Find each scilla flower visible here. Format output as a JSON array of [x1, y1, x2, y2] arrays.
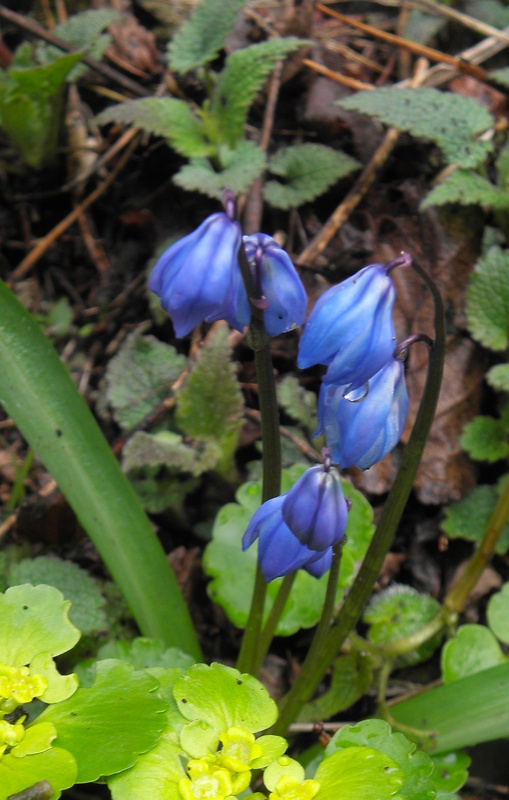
[[298, 254, 411, 388], [316, 358, 408, 470], [282, 459, 348, 551], [242, 495, 332, 582]]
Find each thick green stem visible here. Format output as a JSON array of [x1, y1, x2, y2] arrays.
[[251, 572, 297, 675], [275, 262, 445, 732]]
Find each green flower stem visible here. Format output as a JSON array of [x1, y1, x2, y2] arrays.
[[251, 572, 297, 675], [274, 262, 445, 733]]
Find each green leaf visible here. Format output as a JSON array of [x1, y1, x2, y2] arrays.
[[167, 0, 247, 74], [175, 325, 243, 478], [0, 743, 78, 800], [315, 746, 404, 800], [173, 140, 265, 199], [38, 659, 167, 783], [487, 363, 509, 392], [466, 247, 509, 351], [108, 736, 184, 800], [430, 751, 470, 793], [96, 98, 211, 158], [459, 415, 509, 462], [364, 585, 441, 666], [339, 88, 494, 168], [487, 582, 509, 644], [441, 624, 506, 683], [420, 169, 509, 211], [122, 431, 220, 476], [297, 652, 373, 722], [105, 330, 186, 430], [203, 466, 374, 634], [97, 638, 196, 670], [490, 66, 509, 88], [277, 375, 317, 432], [325, 719, 435, 800], [9, 556, 107, 635], [127, 467, 200, 515], [264, 144, 360, 210], [441, 483, 509, 554], [212, 38, 309, 146]]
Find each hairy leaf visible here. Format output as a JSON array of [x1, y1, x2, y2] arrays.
[[264, 144, 360, 209], [173, 140, 265, 198], [277, 375, 317, 432], [466, 247, 509, 351], [122, 431, 220, 476], [420, 169, 509, 211], [339, 88, 494, 168], [460, 415, 509, 462]]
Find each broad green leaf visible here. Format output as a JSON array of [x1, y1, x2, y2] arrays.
[[326, 719, 435, 800], [364, 585, 441, 666], [297, 652, 373, 722], [95, 638, 196, 670], [441, 483, 509, 554], [315, 747, 404, 800], [466, 247, 509, 351], [459, 415, 509, 461], [173, 662, 278, 733], [212, 38, 308, 146], [0, 584, 80, 666], [430, 751, 470, 793], [0, 744, 77, 800], [490, 66, 509, 88], [127, 467, 199, 514], [122, 431, 220, 476], [167, 0, 247, 74], [39, 659, 167, 783], [420, 169, 509, 211], [96, 98, 211, 158], [175, 325, 243, 478], [173, 140, 265, 199], [108, 736, 184, 800], [264, 144, 360, 210], [441, 625, 506, 683], [487, 582, 509, 644], [30, 652, 78, 704], [277, 375, 317, 432], [487, 363, 509, 392], [339, 88, 494, 168], [105, 330, 186, 430], [9, 556, 107, 635]]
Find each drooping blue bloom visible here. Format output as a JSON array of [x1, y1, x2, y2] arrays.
[[148, 212, 242, 337], [316, 358, 408, 470], [242, 495, 332, 582], [298, 261, 402, 388], [282, 463, 348, 551]]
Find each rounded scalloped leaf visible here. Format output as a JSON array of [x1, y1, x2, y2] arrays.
[[325, 719, 435, 800], [97, 638, 196, 670], [180, 719, 220, 757], [251, 735, 288, 769], [13, 722, 57, 757], [315, 746, 404, 800], [430, 751, 471, 792], [487, 582, 509, 644], [0, 746, 78, 800], [108, 737, 185, 800], [36, 659, 168, 783], [0, 585, 80, 666], [441, 625, 507, 683], [30, 653, 78, 704], [264, 756, 305, 790], [173, 663, 278, 734]]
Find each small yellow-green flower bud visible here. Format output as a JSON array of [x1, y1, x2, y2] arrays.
[[0, 664, 48, 705]]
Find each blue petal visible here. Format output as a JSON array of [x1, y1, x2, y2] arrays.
[[282, 465, 348, 551]]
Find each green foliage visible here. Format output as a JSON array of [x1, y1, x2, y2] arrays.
[[297, 652, 373, 722], [203, 465, 374, 634], [487, 582, 509, 644], [277, 375, 317, 432], [441, 624, 506, 683], [466, 247, 509, 351], [316, 745, 404, 800], [264, 144, 360, 210], [429, 751, 470, 794], [105, 330, 186, 430], [441, 481, 509, 554], [167, 0, 247, 74], [487, 363, 509, 391], [420, 169, 509, 211], [459, 415, 509, 462], [122, 431, 220, 476], [9, 557, 107, 635], [0, 739, 78, 800], [173, 140, 265, 199], [339, 87, 494, 168], [364, 585, 441, 666], [175, 325, 244, 478]]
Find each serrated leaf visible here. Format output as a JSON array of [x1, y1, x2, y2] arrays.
[[460, 415, 509, 462], [441, 624, 506, 683], [96, 98, 211, 158], [9, 556, 107, 635], [339, 88, 494, 168], [466, 247, 509, 350], [420, 169, 509, 211], [175, 325, 243, 478], [325, 719, 435, 800], [487, 363, 509, 392], [364, 585, 441, 667], [441, 483, 509, 554], [167, 0, 246, 74], [487, 582, 509, 644], [264, 144, 360, 210], [212, 38, 308, 146], [38, 659, 167, 783], [430, 751, 470, 793], [277, 374, 317, 431], [105, 330, 186, 430], [297, 652, 373, 722], [122, 431, 220, 476], [315, 746, 404, 800], [173, 140, 265, 199], [128, 468, 199, 514]]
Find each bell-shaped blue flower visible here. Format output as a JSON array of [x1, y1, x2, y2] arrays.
[[229, 234, 307, 336], [148, 212, 242, 337], [316, 358, 408, 470], [298, 259, 408, 388], [242, 496, 332, 582], [282, 463, 348, 551]]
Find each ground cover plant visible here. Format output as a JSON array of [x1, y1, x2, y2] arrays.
[[1, 0, 509, 797]]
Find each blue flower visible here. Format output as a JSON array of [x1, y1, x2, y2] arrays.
[[148, 212, 242, 337], [298, 262, 399, 388], [242, 496, 332, 582], [282, 463, 348, 551], [316, 358, 408, 470]]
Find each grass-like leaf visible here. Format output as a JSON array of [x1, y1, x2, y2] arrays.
[[173, 140, 265, 198], [420, 169, 509, 210], [466, 246, 509, 351]]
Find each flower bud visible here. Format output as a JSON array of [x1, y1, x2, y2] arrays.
[[282, 464, 348, 551], [316, 359, 408, 470]]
